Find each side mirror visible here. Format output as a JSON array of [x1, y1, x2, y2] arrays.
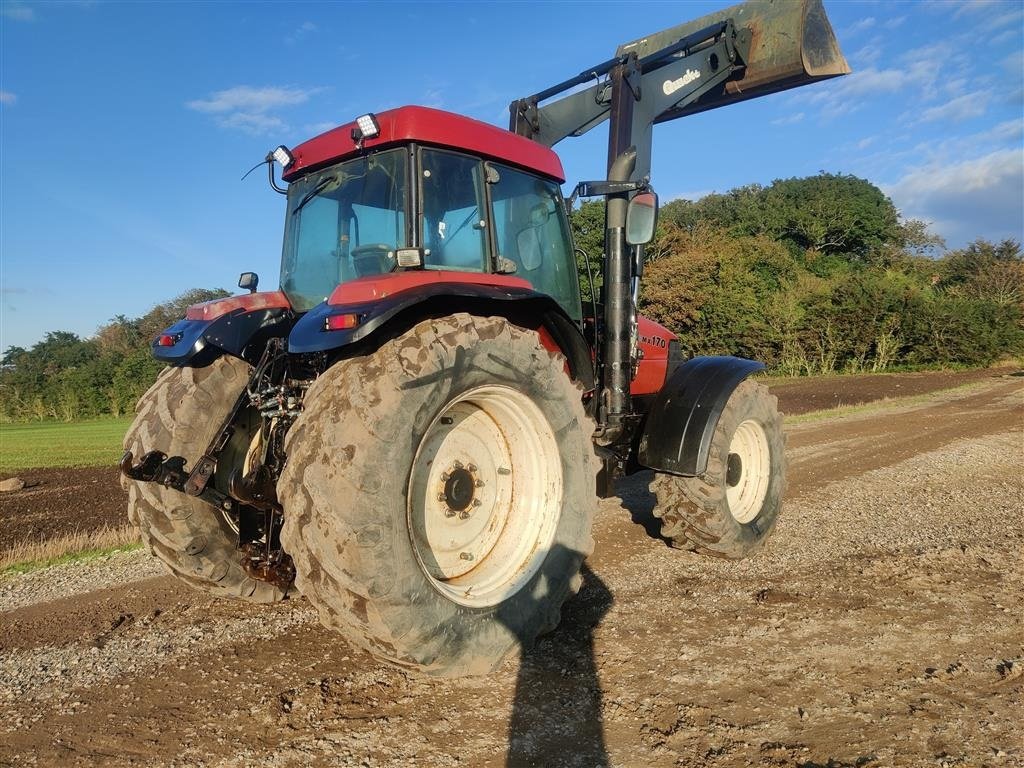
[[238, 272, 259, 293], [626, 192, 659, 245]]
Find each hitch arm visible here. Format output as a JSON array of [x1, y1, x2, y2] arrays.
[[120, 449, 237, 514]]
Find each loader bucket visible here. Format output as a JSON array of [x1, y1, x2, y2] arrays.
[[617, 0, 850, 121]]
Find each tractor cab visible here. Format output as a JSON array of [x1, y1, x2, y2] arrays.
[[278, 107, 582, 323]]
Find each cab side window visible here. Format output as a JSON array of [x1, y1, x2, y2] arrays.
[[420, 149, 488, 271], [489, 163, 581, 321]]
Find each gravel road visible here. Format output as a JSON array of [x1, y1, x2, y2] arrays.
[[1, 377, 1022, 768]]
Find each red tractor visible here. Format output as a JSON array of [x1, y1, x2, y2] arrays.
[[122, 0, 848, 675]]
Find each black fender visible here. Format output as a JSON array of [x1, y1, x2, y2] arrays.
[[152, 308, 292, 365], [287, 282, 595, 389], [637, 355, 765, 476]]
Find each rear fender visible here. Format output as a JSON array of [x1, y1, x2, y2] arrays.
[[287, 278, 594, 389], [637, 355, 765, 476], [152, 291, 292, 364]]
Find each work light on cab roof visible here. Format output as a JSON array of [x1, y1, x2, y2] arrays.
[[271, 145, 293, 169], [351, 113, 380, 146]]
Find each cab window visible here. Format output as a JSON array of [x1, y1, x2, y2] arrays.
[[489, 163, 581, 321], [420, 149, 488, 271], [281, 149, 408, 310]]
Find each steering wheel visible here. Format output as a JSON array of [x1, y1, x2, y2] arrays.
[[349, 243, 395, 276]]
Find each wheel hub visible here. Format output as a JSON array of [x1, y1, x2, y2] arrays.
[[726, 453, 743, 487], [442, 465, 476, 512]]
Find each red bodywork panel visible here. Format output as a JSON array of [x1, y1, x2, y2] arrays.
[[185, 291, 291, 321], [282, 106, 565, 183], [184, 278, 674, 398], [327, 271, 533, 305], [632, 315, 677, 396]]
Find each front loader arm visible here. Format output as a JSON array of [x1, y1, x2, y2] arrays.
[[509, 0, 849, 182], [509, 19, 749, 182]]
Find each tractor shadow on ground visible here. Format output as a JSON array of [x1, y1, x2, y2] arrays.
[[614, 470, 673, 547], [502, 561, 613, 768]]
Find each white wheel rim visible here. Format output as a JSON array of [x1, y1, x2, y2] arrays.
[[725, 419, 771, 524], [408, 385, 562, 608]]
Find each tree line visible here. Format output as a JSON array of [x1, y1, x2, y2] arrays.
[[0, 289, 227, 421], [574, 173, 1023, 376], [1, 173, 1021, 421]]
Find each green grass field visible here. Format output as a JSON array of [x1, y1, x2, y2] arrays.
[[0, 417, 133, 473]]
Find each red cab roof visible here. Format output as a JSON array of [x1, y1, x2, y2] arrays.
[[282, 106, 565, 183]]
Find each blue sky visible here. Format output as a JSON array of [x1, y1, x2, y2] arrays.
[[1, 0, 1022, 352]]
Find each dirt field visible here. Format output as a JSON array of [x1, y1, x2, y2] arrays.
[[1, 373, 1022, 767]]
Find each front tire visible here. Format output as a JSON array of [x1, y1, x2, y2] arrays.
[[278, 314, 597, 676], [651, 380, 785, 559]]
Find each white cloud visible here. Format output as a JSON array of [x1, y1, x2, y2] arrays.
[[952, 0, 1002, 17], [798, 40, 973, 119], [186, 85, 318, 114], [285, 21, 316, 45], [845, 17, 876, 35], [917, 90, 993, 123], [1004, 50, 1024, 76], [989, 6, 1024, 28], [414, 80, 449, 110], [857, 136, 876, 150], [186, 85, 322, 136], [941, 76, 970, 98], [977, 119, 1024, 144], [952, 2, 1024, 29], [883, 15, 907, 30], [990, 28, 1018, 46], [770, 112, 804, 126], [0, 91, 16, 105], [884, 148, 1024, 246], [217, 112, 287, 136], [851, 38, 884, 67], [1, 2, 34, 21], [799, 66, 920, 117]]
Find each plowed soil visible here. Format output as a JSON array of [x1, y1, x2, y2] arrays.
[[1, 371, 1022, 768]]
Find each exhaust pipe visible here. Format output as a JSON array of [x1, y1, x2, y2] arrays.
[[617, 0, 850, 121]]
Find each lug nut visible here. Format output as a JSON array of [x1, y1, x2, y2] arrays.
[[467, 463, 477, 472], [459, 510, 470, 520], [444, 508, 457, 518], [473, 498, 482, 507], [437, 493, 446, 502], [440, 471, 450, 481], [475, 479, 484, 488], [453, 460, 463, 470]]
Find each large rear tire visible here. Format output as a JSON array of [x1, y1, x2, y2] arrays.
[[651, 380, 785, 559], [123, 357, 288, 602], [278, 314, 597, 676]]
